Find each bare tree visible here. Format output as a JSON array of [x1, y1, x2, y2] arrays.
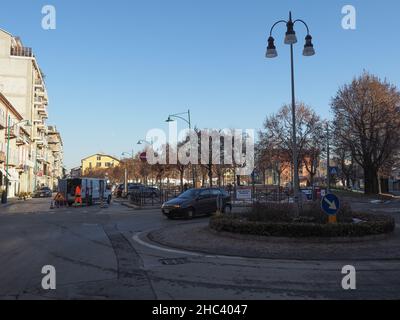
[[331, 72, 400, 194], [260, 103, 322, 189]]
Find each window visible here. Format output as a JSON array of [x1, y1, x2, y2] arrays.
[[89, 162, 92, 169], [105, 162, 111, 168], [96, 163, 102, 168], [97, 156, 102, 161], [211, 189, 221, 197], [199, 189, 211, 198]]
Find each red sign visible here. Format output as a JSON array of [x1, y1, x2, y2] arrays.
[[139, 152, 147, 162]]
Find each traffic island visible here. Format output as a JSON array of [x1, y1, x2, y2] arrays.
[[210, 201, 395, 238], [146, 202, 398, 261]]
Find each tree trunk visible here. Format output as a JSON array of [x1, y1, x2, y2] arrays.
[[236, 175, 241, 186], [208, 167, 213, 187], [180, 171, 184, 192], [364, 167, 380, 194]]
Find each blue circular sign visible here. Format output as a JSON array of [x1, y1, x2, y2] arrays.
[[321, 194, 340, 216]]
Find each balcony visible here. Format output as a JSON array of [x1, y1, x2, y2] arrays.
[[36, 152, 45, 162], [34, 97, 43, 105], [0, 112, 5, 129], [34, 79, 44, 88], [36, 105, 48, 118], [16, 133, 30, 146], [10, 47, 33, 58], [7, 126, 20, 139]]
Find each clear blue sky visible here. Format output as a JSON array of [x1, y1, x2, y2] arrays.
[[1, 0, 399, 169]]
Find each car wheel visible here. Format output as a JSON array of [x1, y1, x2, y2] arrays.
[[186, 208, 195, 219]]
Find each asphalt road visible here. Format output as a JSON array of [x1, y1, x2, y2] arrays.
[[0, 198, 399, 300]]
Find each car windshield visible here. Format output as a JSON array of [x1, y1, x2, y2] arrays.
[[178, 189, 199, 199]]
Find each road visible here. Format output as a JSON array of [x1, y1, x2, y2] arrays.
[[0, 198, 399, 300]]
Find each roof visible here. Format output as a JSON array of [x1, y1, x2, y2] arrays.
[[81, 154, 121, 163], [0, 92, 23, 121]]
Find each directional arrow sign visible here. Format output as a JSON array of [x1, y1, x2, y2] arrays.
[[321, 194, 340, 216]]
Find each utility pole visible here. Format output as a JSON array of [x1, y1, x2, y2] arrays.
[[326, 123, 331, 194]]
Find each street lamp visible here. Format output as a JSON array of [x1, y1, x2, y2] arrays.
[[266, 11, 315, 210], [165, 109, 196, 187], [2, 118, 31, 204], [137, 139, 153, 146]]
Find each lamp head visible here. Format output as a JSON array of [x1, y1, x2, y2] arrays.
[[266, 37, 278, 58], [303, 34, 315, 56], [284, 12, 297, 45]]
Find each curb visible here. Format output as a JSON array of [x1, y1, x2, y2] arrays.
[[119, 201, 160, 211]]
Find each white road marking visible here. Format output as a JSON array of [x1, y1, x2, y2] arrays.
[[132, 232, 279, 262]]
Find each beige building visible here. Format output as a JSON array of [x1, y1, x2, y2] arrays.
[[0, 28, 64, 195], [0, 92, 32, 197]]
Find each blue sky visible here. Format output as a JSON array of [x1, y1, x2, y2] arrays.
[[1, 0, 399, 169]]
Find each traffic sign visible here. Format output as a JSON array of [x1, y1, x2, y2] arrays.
[[139, 152, 147, 162], [329, 166, 339, 176], [321, 194, 340, 216]]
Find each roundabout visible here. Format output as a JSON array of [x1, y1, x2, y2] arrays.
[[141, 219, 400, 261]]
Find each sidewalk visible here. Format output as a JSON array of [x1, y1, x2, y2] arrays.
[[114, 199, 161, 210], [0, 198, 20, 209]]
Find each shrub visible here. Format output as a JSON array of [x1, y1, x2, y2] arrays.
[[246, 202, 295, 223], [245, 201, 354, 225], [210, 212, 395, 238]]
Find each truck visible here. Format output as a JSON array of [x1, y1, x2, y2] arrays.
[[58, 178, 112, 206]]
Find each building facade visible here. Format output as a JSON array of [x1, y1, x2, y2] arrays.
[[82, 154, 120, 176], [0, 28, 64, 197]]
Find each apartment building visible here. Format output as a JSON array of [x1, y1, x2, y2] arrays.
[[47, 125, 64, 189], [82, 154, 120, 176], [0, 92, 33, 197], [0, 28, 64, 196]]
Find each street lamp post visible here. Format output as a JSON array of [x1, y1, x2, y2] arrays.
[[2, 118, 31, 204], [166, 109, 196, 187], [326, 123, 331, 194], [121, 150, 135, 195], [137, 139, 154, 186], [266, 12, 315, 210]]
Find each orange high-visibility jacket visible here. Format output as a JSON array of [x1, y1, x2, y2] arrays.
[[75, 186, 82, 197]]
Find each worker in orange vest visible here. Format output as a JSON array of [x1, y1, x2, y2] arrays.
[[74, 185, 82, 206]]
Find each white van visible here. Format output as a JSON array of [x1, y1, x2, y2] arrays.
[[58, 178, 112, 206]]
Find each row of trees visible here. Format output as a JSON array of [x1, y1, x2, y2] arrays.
[[85, 72, 400, 195], [257, 72, 400, 195]]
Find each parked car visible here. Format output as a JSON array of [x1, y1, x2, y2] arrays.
[[129, 186, 161, 199], [161, 188, 232, 219], [115, 183, 143, 198], [33, 187, 53, 198], [127, 184, 145, 197]]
